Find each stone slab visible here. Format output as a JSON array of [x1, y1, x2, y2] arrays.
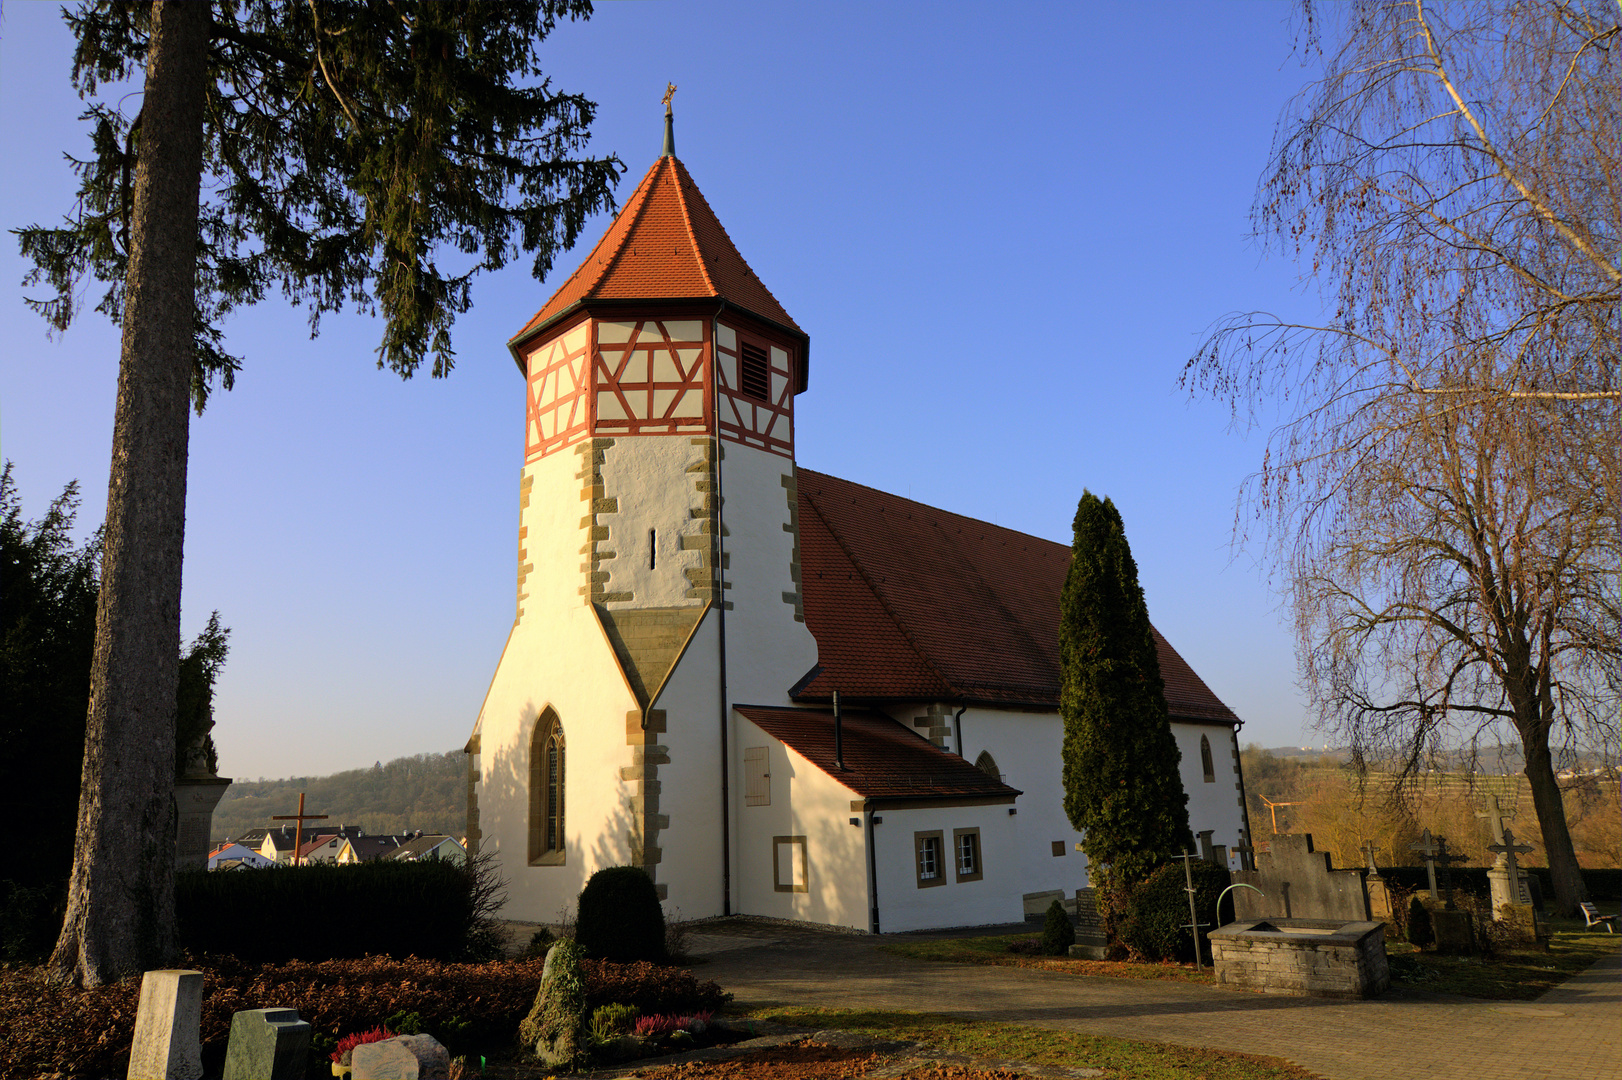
[[127, 969, 204, 1080], [221, 1007, 310, 1080], [352, 1033, 450, 1080]]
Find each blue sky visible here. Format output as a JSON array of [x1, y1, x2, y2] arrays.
[[0, 2, 1331, 780]]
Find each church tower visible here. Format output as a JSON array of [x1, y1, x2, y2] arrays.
[[468, 97, 819, 920]]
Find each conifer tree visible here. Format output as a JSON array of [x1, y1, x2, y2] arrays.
[[17, 1, 620, 986], [1060, 492, 1192, 898]]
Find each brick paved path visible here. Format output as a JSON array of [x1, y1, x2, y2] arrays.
[[690, 923, 1621, 1080]]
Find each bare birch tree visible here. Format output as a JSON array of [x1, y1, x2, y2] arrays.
[[1184, 0, 1620, 915]]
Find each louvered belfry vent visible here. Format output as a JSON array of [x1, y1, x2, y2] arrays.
[[740, 341, 771, 402]]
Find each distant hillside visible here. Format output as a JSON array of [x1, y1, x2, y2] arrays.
[[212, 751, 465, 842]]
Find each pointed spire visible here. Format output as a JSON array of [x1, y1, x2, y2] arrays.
[[661, 81, 677, 157]]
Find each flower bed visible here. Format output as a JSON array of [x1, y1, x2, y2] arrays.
[[0, 953, 728, 1079]]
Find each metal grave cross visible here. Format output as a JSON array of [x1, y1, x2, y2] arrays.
[[1432, 834, 1468, 907], [272, 791, 329, 866], [1408, 828, 1442, 899], [1176, 850, 1213, 970], [1486, 827, 1534, 903]]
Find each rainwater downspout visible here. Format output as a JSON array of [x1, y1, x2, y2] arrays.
[[712, 305, 732, 915], [953, 705, 967, 758], [865, 809, 881, 934]]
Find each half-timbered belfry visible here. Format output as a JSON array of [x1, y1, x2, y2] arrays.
[[468, 104, 1251, 933]]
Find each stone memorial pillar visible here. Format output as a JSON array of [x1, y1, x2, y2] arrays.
[[222, 1008, 311, 1080], [174, 776, 232, 871], [127, 969, 204, 1080]]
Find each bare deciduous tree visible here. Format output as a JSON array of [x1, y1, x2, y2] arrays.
[[1185, 0, 1620, 916]]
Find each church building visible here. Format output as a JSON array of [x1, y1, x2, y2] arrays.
[[466, 110, 1251, 933]]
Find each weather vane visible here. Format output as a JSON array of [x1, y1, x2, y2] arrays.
[[663, 82, 677, 116]]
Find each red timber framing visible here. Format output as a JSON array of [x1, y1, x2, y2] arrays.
[[715, 318, 795, 458], [524, 316, 593, 462], [592, 316, 713, 437]]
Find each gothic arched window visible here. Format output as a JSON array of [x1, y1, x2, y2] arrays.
[[1200, 734, 1215, 783], [974, 750, 1002, 783], [529, 708, 566, 864]]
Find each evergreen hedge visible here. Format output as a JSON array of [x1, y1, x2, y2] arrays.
[[177, 859, 494, 962], [1118, 860, 1232, 963]]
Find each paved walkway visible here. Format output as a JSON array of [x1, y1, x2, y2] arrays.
[[688, 922, 1621, 1080]]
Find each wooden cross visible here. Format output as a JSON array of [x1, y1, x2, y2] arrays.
[[662, 82, 677, 115], [272, 791, 328, 866], [1408, 828, 1442, 899], [1259, 795, 1299, 834]]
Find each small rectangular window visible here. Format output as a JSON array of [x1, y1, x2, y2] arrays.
[[915, 831, 945, 888], [773, 835, 807, 892], [740, 342, 771, 401], [744, 746, 770, 806], [954, 828, 983, 882], [1052, 840, 1067, 857]]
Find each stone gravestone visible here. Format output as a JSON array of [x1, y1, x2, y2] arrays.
[[1231, 833, 1371, 922], [1487, 826, 1541, 943], [351, 1033, 451, 1080], [1361, 840, 1395, 922], [221, 1008, 310, 1080], [127, 969, 204, 1080]]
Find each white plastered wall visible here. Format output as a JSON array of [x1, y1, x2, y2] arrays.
[[716, 444, 818, 706], [1171, 722, 1248, 867], [732, 718, 869, 930], [644, 613, 726, 919], [872, 803, 1023, 933], [597, 435, 712, 608], [949, 707, 1090, 898]]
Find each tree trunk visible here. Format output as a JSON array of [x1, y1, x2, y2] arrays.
[[1520, 727, 1589, 917], [48, 0, 211, 988]]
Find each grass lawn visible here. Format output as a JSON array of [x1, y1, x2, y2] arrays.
[[881, 932, 1215, 985], [1386, 918, 1619, 1000], [738, 1006, 1322, 1080]]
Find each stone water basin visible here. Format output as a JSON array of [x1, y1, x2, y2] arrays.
[[1207, 918, 1389, 998]]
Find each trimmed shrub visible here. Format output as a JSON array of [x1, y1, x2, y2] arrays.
[[576, 866, 667, 964], [1407, 896, 1435, 948], [1040, 900, 1075, 955], [177, 856, 504, 963], [1118, 860, 1231, 963]]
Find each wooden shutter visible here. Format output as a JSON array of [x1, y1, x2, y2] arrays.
[[745, 746, 770, 806]]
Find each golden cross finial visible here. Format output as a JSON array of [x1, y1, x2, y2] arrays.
[[663, 82, 677, 116]]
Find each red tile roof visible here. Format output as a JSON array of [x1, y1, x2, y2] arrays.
[[792, 470, 1239, 725], [513, 155, 802, 345], [736, 705, 1022, 802]]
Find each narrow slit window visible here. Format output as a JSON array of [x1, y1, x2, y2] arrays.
[[1200, 735, 1215, 783], [650, 528, 657, 570], [740, 342, 771, 402]]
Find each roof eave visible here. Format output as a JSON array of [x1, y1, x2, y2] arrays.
[[507, 297, 809, 390]]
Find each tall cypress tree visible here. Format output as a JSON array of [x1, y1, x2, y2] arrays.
[[1060, 492, 1191, 897]]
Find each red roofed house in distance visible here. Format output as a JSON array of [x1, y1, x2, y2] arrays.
[[465, 106, 1250, 933]]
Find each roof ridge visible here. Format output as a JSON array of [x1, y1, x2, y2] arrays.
[[671, 157, 797, 329], [588, 158, 667, 300], [800, 486, 961, 699], [668, 157, 719, 298], [509, 158, 662, 342]]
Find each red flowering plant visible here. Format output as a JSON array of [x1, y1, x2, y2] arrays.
[[332, 1026, 394, 1065]]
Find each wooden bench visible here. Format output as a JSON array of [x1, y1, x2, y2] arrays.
[[1579, 901, 1616, 932]]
